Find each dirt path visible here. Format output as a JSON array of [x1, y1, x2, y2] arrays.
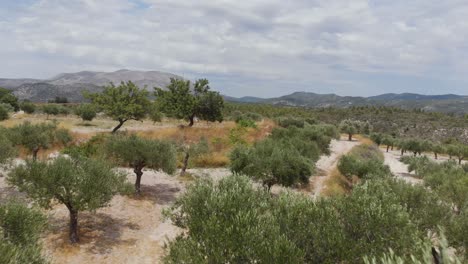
[[381, 149, 423, 185], [311, 136, 360, 197]]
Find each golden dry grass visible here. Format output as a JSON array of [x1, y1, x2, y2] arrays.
[[321, 167, 351, 196]]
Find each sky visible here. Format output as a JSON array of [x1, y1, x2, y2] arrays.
[[1, 0, 468, 97]]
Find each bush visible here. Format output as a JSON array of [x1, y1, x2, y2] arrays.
[[41, 104, 59, 118], [164, 175, 303, 263], [0, 104, 8, 121], [277, 117, 306, 128], [338, 144, 391, 181], [75, 104, 97, 121], [20, 101, 36, 114], [0, 201, 48, 263]]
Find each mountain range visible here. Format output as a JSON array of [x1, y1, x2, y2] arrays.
[[1, 69, 467, 114]]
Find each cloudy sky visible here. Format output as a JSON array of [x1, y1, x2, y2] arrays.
[[1, 0, 468, 97]]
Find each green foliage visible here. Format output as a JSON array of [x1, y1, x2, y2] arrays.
[[0, 88, 19, 111], [48, 96, 68, 104], [20, 101, 36, 114], [7, 155, 127, 243], [165, 175, 429, 263], [230, 138, 314, 189], [148, 102, 163, 123], [163, 175, 304, 264], [0, 104, 8, 121], [0, 128, 16, 164], [74, 103, 97, 121], [179, 137, 210, 175], [62, 133, 109, 159], [105, 134, 177, 193], [155, 78, 224, 126], [446, 144, 468, 164], [340, 119, 371, 140], [0, 201, 48, 264], [8, 122, 72, 160], [338, 144, 391, 181], [370, 132, 383, 146], [41, 104, 59, 118], [85, 81, 150, 132], [236, 118, 257, 128]]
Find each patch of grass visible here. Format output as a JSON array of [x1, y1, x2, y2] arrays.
[[322, 168, 351, 196], [193, 153, 230, 168]]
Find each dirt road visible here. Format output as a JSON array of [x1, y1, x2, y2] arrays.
[[311, 136, 360, 197]]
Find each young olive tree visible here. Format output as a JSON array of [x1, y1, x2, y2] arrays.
[[154, 78, 224, 127], [179, 137, 209, 176], [105, 134, 177, 194], [340, 119, 366, 141], [164, 175, 303, 263], [9, 122, 72, 160], [230, 138, 313, 190], [7, 156, 127, 243], [85, 81, 150, 133], [20, 101, 36, 114], [447, 144, 468, 164], [382, 135, 395, 152], [74, 103, 97, 122], [0, 88, 19, 111]]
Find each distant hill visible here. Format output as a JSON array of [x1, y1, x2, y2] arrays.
[[0, 69, 183, 102], [2, 70, 467, 114], [227, 91, 468, 114]]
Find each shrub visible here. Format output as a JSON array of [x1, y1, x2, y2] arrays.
[[0, 104, 8, 121], [75, 104, 97, 121], [20, 101, 36, 114], [41, 104, 59, 119]]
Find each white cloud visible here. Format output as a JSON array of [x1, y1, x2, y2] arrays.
[[1, 0, 468, 96]]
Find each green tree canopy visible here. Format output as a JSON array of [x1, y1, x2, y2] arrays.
[[154, 78, 224, 127], [7, 155, 128, 243], [20, 101, 36, 114], [0, 87, 19, 112], [105, 134, 177, 194], [74, 103, 97, 122], [85, 81, 150, 133], [8, 122, 72, 160]]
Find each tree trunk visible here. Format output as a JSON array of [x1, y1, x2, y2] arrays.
[[434, 152, 438, 160], [180, 152, 190, 176], [459, 158, 463, 165], [386, 145, 390, 152], [401, 149, 404, 156], [68, 208, 79, 243], [32, 148, 39, 161], [348, 133, 352, 141], [391, 145, 394, 151], [134, 166, 144, 195], [413, 152, 417, 157], [112, 119, 126, 133], [188, 114, 195, 127]]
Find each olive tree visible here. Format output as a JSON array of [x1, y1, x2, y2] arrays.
[[155, 78, 224, 127], [340, 119, 366, 141], [447, 144, 468, 164], [179, 137, 209, 176], [0, 88, 19, 111], [85, 81, 150, 133], [7, 156, 127, 243], [230, 138, 313, 190], [164, 175, 303, 263], [382, 135, 395, 152], [9, 122, 72, 160], [20, 101, 36, 114], [0, 201, 48, 264], [105, 134, 177, 194], [74, 103, 97, 122]]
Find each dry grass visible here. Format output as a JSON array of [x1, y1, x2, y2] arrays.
[[322, 167, 351, 196]]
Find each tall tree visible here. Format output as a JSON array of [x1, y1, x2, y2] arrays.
[[154, 78, 224, 127], [105, 134, 177, 194], [7, 156, 127, 243], [85, 81, 150, 133]]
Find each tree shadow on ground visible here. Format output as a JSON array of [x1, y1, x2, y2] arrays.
[[46, 212, 140, 254], [131, 184, 181, 205]]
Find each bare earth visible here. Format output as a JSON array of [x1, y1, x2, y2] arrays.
[[381, 149, 423, 185], [311, 136, 360, 197]]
